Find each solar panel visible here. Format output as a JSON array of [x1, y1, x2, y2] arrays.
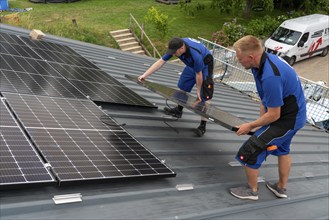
[[17, 33, 156, 108], [0, 32, 26, 45], [21, 36, 100, 69], [49, 62, 156, 107], [49, 62, 123, 85], [0, 41, 42, 59], [0, 54, 87, 99], [0, 69, 87, 99], [0, 99, 55, 187], [21, 36, 82, 56], [2, 92, 175, 183], [0, 53, 62, 77], [126, 75, 254, 135]]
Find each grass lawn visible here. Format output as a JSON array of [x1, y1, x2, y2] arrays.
[[2, 0, 282, 54]]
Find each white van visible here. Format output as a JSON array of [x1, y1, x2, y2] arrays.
[[264, 14, 329, 66]]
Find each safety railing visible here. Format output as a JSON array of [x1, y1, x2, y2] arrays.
[[129, 14, 161, 59], [199, 37, 329, 132]]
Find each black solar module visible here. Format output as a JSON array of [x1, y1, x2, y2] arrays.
[[2, 93, 175, 183], [126, 75, 254, 135], [0, 69, 87, 99], [0, 99, 55, 187], [21, 36, 79, 55], [16, 33, 156, 108], [0, 53, 62, 77], [21, 36, 100, 69], [49, 62, 157, 107], [0, 32, 26, 45], [0, 41, 42, 59]]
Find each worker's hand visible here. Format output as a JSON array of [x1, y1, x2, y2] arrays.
[[138, 75, 146, 81], [192, 98, 201, 108], [236, 123, 253, 136], [196, 92, 202, 101]]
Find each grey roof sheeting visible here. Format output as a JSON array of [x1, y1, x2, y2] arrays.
[[0, 24, 328, 220]]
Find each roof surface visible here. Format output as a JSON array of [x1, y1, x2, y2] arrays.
[[1, 24, 328, 220]]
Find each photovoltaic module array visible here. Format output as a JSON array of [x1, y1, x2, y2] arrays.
[[2, 93, 174, 183], [0, 32, 174, 187], [0, 32, 156, 107], [21, 35, 157, 107]]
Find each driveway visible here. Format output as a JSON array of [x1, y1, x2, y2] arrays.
[[293, 55, 329, 83]]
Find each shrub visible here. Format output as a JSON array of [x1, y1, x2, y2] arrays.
[[245, 14, 290, 38], [144, 7, 169, 37], [212, 18, 245, 46], [212, 30, 230, 47]]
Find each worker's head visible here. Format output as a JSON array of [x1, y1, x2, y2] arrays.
[[166, 37, 185, 57], [233, 35, 263, 70]]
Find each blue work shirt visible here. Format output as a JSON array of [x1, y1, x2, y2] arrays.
[[252, 52, 306, 130]]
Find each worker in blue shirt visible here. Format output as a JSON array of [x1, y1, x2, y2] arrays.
[[229, 35, 306, 201], [139, 37, 214, 137]]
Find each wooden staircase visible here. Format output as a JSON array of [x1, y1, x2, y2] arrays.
[[110, 29, 145, 55]]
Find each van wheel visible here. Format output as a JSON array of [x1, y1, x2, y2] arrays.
[[288, 56, 296, 66], [320, 47, 328, 57]]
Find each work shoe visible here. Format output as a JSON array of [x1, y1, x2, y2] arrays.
[[164, 106, 183, 118], [266, 182, 287, 198], [230, 185, 259, 201], [192, 125, 206, 137]]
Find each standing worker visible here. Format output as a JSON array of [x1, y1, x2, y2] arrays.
[[138, 37, 214, 137], [229, 35, 306, 200]]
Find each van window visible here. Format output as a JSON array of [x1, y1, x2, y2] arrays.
[[324, 28, 329, 36], [311, 30, 324, 38], [300, 33, 309, 43], [270, 27, 302, 45]]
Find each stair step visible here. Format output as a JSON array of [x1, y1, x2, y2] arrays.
[[119, 42, 140, 49], [116, 37, 136, 44], [132, 50, 146, 55], [112, 33, 133, 40], [122, 46, 143, 52], [110, 29, 130, 36]]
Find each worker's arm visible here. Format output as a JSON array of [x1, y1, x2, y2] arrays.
[[259, 102, 266, 117], [195, 71, 203, 100], [138, 59, 166, 81]]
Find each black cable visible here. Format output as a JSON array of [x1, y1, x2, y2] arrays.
[[165, 99, 175, 111], [100, 115, 126, 127]]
